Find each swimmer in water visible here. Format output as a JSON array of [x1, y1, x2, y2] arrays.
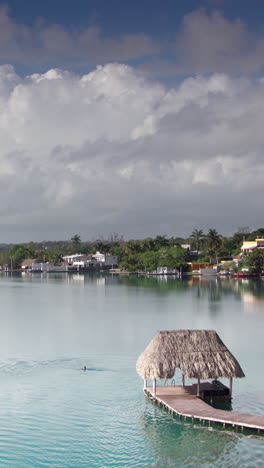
[[83, 366, 87, 371]]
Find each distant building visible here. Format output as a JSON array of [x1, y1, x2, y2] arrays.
[[62, 254, 88, 263], [21, 259, 69, 272], [63, 251, 118, 268], [92, 251, 118, 266], [188, 262, 210, 273], [241, 238, 264, 254], [199, 267, 218, 275], [156, 267, 178, 275], [181, 244, 191, 250], [181, 244, 198, 259], [32, 263, 68, 272], [21, 258, 37, 270], [232, 255, 242, 265]]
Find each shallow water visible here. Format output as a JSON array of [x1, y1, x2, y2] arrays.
[[0, 272, 263, 467]]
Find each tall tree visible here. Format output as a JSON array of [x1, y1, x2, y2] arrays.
[[9, 245, 33, 268], [206, 229, 222, 250], [190, 229, 204, 251], [241, 250, 264, 274], [153, 235, 169, 250], [205, 229, 222, 263], [71, 234, 81, 252], [124, 240, 142, 255]]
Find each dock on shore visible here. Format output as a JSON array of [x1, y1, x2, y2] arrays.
[[137, 330, 263, 434], [145, 384, 264, 433]]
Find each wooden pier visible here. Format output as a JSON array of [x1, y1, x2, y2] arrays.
[[145, 384, 264, 433]]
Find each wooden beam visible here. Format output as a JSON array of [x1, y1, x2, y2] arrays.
[[197, 377, 200, 396], [182, 374, 185, 386], [229, 377, 233, 399], [153, 378, 156, 397]]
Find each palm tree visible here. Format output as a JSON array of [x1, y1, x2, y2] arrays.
[[71, 234, 81, 252], [124, 240, 142, 255], [206, 229, 222, 250], [206, 229, 222, 262], [190, 229, 204, 251], [141, 238, 156, 251], [153, 235, 169, 250]]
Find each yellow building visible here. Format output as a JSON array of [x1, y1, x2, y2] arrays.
[[241, 238, 264, 253]]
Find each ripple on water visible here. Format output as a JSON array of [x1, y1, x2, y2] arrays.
[[0, 357, 111, 375], [0, 357, 262, 467]]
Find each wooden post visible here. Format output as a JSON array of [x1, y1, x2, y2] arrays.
[[229, 377, 233, 399], [143, 378, 147, 390], [197, 377, 200, 397], [153, 378, 156, 397], [182, 374, 185, 386]]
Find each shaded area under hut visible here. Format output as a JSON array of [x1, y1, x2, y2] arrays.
[[136, 329, 245, 399]]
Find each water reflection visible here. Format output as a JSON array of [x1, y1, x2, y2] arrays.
[[139, 406, 240, 468], [118, 274, 264, 314], [0, 271, 263, 466], [2, 271, 264, 315], [117, 274, 189, 294], [191, 277, 223, 315]]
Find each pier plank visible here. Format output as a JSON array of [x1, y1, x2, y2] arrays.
[[145, 385, 264, 432]]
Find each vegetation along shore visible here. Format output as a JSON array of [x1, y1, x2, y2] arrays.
[[1, 228, 264, 276]]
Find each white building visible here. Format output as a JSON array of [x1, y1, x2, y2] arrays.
[[156, 267, 178, 275], [92, 251, 118, 266], [181, 244, 191, 250], [62, 254, 88, 263], [62, 252, 118, 268], [31, 262, 69, 272]]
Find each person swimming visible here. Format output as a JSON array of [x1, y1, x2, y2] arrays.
[[83, 366, 87, 371]]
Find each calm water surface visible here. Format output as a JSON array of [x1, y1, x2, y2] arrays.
[[0, 273, 263, 467]]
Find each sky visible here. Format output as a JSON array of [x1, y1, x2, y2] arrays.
[[0, 0, 264, 242]]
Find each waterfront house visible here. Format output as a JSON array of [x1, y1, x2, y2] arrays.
[[31, 262, 69, 272], [63, 252, 118, 268], [188, 262, 211, 273], [62, 254, 88, 264], [241, 238, 264, 253], [92, 251, 118, 267], [199, 266, 218, 275], [156, 267, 178, 275], [21, 258, 37, 270]]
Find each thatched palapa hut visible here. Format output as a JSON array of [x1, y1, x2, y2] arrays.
[[136, 330, 245, 397]]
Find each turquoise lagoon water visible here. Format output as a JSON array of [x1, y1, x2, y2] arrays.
[[0, 272, 263, 467]]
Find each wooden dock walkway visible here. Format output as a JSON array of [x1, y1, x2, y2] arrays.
[[145, 385, 264, 433]]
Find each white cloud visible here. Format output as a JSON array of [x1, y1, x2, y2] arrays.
[[2, 5, 264, 82], [0, 5, 159, 67], [141, 9, 264, 78], [0, 63, 264, 241], [174, 9, 264, 74]]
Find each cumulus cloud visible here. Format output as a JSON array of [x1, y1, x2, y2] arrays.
[[174, 9, 264, 74], [0, 63, 264, 241], [0, 5, 159, 68], [141, 9, 264, 78], [2, 5, 264, 78]]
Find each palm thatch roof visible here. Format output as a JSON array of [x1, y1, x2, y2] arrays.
[[136, 330, 245, 380]]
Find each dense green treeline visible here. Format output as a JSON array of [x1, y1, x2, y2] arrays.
[[117, 228, 264, 272], [0, 227, 264, 272]]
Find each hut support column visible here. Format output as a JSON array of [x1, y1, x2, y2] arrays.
[[143, 378, 147, 390], [153, 379, 156, 397], [182, 374, 185, 386], [197, 377, 200, 397], [229, 377, 233, 399]]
